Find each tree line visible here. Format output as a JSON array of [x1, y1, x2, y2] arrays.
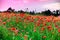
[[0, 7, 60, 16]]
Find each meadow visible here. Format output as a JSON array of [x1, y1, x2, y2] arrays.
[[0, 12, 60, 40]]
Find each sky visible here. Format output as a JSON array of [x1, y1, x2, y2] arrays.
[[0, 0, 60, 12]]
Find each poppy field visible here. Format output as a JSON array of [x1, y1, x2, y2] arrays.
[[0, 13, 60, 40]]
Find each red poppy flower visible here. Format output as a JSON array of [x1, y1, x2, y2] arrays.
[[11, 27, 16, 31], [20, 13, 25, 18], [47, 26, 52, 31], [55, 24, 59, 29], [37, 23, 40, 26], [58, 29, 60, 33], [41, 27, 45, 31], [26, 16, 31, 20], [3, 22, 6, 25]]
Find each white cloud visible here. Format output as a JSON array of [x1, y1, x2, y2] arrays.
[[43, 3, 60, 11], [23, 0, 29, 3]]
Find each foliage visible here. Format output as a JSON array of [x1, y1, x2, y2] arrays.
[[0, 13, 60, 40]]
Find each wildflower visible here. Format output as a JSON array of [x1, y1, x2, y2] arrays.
[[20, 13, 25, 18], [43, 22, 46, 26], [11, 27, 16, 31], [10, 27, 19, 35], [47, 26, 52, 31], [46, 18, 50, 22], [24, 35, 28, 40], [3, 22, 6, 25], [55, 24, 59, 29], [41, 27, 45, 31], [37, 23, 40, 26], [58, 28, 60, 33], [30, 19, 34, 22], [14, 30, 19, 35], [26, 16, 31, 20], [42, 36, 46, 38], [34, 29, 36, 32]]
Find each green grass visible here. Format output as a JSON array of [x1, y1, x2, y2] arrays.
[[0, 15, 60, 40]]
